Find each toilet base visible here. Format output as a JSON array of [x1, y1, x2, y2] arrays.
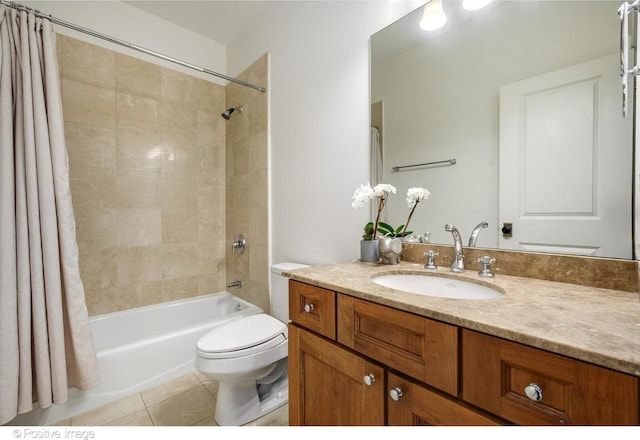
[[214, 374, 288, 426]]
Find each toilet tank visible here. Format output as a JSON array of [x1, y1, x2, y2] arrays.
[[270, 262, 310, 323]]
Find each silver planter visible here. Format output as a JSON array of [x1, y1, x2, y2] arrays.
[[360, 239, 379, 262], [379, 236, 402, 265]]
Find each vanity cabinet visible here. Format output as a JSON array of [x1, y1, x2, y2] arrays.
[[462, 329, 639, 425], [288, 279, 639, 426]]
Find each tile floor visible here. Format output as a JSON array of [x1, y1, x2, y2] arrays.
[[54, 371, 289, 427]]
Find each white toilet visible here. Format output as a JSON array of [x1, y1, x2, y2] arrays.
[[195, 262, 309, 426]]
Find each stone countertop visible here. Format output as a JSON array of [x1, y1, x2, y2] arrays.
[[284, 260, 640, 377]]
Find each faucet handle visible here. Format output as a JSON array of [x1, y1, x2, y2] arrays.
[[424, 250, 439, 270], [477, 256, 496, 278]]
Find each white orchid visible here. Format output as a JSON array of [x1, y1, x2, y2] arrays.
[[401, 187, 430, 237], [351, 182, 375, 209], [406, 187, 430, 208], [373, 183, 397, 197], [352, 182, 397, 240]]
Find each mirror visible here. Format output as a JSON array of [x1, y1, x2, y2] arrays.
[[370, 0, 634, 259]]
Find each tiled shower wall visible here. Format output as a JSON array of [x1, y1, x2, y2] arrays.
[[57, 34, 241, 316], [225, 54, 270, 312]]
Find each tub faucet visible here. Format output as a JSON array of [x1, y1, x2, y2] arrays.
[[468, 222, 488, 247], [227, 280, 243, 288], [445, 224, 465, 273]]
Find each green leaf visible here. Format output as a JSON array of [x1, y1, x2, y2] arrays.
[[377, 222, 395, 236]]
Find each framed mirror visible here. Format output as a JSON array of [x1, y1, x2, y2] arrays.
[[370, 0, 634, 260]]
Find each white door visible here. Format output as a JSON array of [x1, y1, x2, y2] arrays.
[[499, 54, 632, 258]]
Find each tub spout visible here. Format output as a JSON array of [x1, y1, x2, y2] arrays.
[[227, 280, 243, 288]]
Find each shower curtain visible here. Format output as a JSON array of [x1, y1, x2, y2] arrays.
[[0, 6, 100, 424]]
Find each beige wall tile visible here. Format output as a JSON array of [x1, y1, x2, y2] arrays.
[[62, 37, 115, 89], [73, 208, 118, 254], [116, 93, 159, 132], [197, 78, 225, 111], [161, 244, 199, 279], [117, 281, 161, 311], [160, 67, 199, 106], [62, 79, 115, 129], [60, 37, 265, 315], [198, 144, 225, 188], [84, 287, 118, 316], [115, 170, 159, 209], [197, 185, 225, 213], [116, 246, 162, 286], [198, 209, 225, 245], [65, 122, 116, 170], [78, 248, 117, 291], [116, 209, 161, 247], [116, 126, 163, 173], [225, 54, 269, 311], [69, 166, 117, 209], [115, 53, 160, 100], [197, 111, 220, 147], [159, 175, 197, 210], [160, 276, 199, 302], [162, 208, 198, 244], [160, 138, 197, 176]]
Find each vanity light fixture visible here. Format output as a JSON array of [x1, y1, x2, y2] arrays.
[[420, 0, 447, 31], [462, 0, 493, 11]]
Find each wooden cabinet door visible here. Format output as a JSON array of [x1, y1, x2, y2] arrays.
[[387, 372, 504, 426], [338, 294, 458, 396], [462, 329, 639, 425], [288, 324, 385, 426]]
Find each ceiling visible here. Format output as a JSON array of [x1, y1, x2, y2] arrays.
[[124, 1, 267, 46]]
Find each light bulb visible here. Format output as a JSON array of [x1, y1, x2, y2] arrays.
[[420, 0, 447, 31]]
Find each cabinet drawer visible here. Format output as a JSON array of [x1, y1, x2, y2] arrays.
[[388, 372, 504, 426], [289, 280, 336, 340], [462, 329, 639, 425], [338, 294, 458, 396]]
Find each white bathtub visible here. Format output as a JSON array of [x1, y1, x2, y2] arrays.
[[10, 292, 262, 426]]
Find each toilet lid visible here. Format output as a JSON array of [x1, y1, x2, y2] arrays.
[[197, 314, 287, 359]]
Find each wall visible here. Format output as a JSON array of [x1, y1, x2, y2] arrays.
[[225, 54, 271, 312], [58, 35, 227, 315], [227, 1, 418, 266]]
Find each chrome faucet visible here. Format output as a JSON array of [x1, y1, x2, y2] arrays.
[[468, 222, 488, 247], [445, 224, 465, 273]]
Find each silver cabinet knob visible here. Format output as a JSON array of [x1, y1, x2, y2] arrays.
[[363, 374, 376, 386], [524, 383, 543, 402], [389, 387, 403, 401], [303, 304, 314, 313]]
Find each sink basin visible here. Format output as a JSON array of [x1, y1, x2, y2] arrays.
[[372, 273, 504, 300]]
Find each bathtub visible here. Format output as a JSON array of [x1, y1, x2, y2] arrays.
[[10, 292, 262, 426]]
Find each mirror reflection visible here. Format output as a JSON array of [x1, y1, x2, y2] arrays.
[[370, 0, 634, 259]]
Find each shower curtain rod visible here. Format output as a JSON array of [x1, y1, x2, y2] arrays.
[[0, 0, 266, 93]]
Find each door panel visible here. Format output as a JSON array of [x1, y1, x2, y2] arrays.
[[499, 54, 632, 258]]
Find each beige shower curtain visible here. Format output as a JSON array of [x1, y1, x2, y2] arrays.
[[0, 6, 100, 424]]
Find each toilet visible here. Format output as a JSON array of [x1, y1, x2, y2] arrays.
[[195, 262, 309, 426]]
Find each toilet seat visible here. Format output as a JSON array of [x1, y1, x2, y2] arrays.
[[197, 314, 287, 360]]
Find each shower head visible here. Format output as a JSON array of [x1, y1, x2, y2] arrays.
[[221, 105, 243, 120]]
